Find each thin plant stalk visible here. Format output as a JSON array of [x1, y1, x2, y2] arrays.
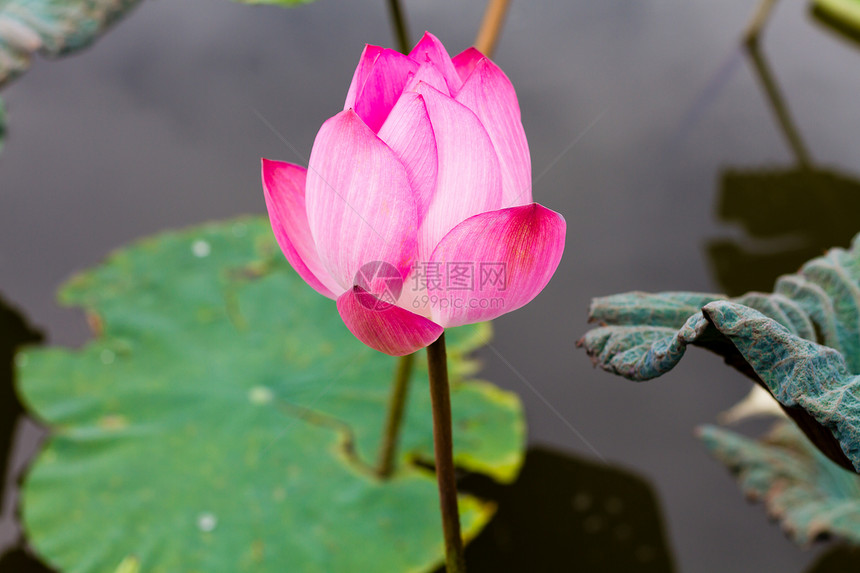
[[386, 0, 412, 54], [745, 39, 812, 167], [744, 0, 779, 45], [376, 353, 415, 478], [475, 0, 512, 57], [426, 333, 466, 573]]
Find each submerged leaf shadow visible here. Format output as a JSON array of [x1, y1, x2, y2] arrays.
[[0, 548, 54, 573], [807, 545, 860, 572], [437, 447, 676, 572], [707, 40, 860, 296], [710, 168, 860, 296], [0, 293, 45, 569], [0, 294, 42, 513]]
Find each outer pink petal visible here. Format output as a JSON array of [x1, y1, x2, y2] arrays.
[[409, 32, 462, 93], [455, 57, 531, 207], [261, 159, 340, 299], [353, 49, 419, 133], [413, 82, 502, 261], [427, 203, 566, 328], [337, 287, 443, 356], [306, 110, 419, 290], [345, 44, 383, 110], [377, 92, 438, 222], [451, 47, 485, 83]]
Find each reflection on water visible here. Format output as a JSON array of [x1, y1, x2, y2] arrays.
[[0, 548, 53, 573], [707, 41, 860, 296], [1, 0, 859, 569], [806, 545, 860, 572], [442, 447, 675, 572], [709, 166, 860, 295], [0, 293, 44, 568]]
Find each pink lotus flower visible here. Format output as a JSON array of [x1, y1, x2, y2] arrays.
[[262, 32, 566, 356]]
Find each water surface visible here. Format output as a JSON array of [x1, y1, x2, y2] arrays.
[[3, 0, 860, 570]]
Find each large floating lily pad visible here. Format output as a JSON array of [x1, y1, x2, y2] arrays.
[[0, 0, 142, 88], [579, 233, 860, 472], [18, 217, 525, 573], [700, 421, 860, 545]]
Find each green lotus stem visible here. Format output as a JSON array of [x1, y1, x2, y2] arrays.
[[475, 0, 512, 57], [376, 353, 415, 479], [386, 0, 412, 54], [426, 333, 466, 573], [744, 0, 779, 44]]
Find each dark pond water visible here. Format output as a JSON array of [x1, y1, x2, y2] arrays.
[[2, 0, 860, 571]]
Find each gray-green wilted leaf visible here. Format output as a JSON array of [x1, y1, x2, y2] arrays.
[[18, 217, 525, 573], [699, 421, 860, 545], [0, 0, 142, 88], [578, 233, 860, 472]]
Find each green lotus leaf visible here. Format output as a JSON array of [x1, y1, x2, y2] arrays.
[[699, 421, 860, 545], [579, 233, 860, 471], [17, 217, 525, 573], [0, 0, 142, 88]]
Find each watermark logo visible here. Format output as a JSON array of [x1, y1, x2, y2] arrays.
[[353, 260, 508, 312], [353, 261, 403, 311]]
